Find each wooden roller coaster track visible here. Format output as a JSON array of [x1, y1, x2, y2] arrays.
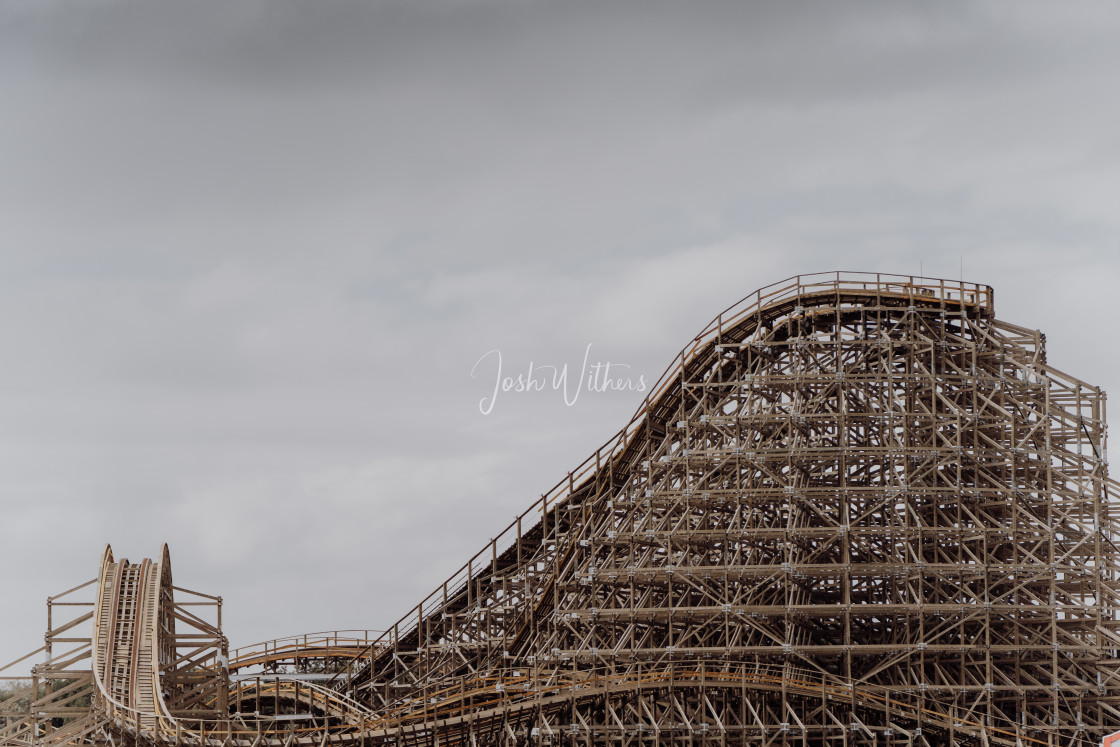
[[4, 271, 1120, 746]]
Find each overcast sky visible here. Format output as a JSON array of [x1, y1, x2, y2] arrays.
[[3, 0, 1120, 672]]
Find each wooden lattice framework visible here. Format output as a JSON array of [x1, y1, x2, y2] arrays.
[[344, 273, 1120, 745], [3, 272, 1120, 746]]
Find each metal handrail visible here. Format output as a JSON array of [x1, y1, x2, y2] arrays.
[[229, 631, 386, 670]]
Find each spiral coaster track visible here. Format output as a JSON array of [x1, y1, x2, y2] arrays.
[[4, 271, 1120, 746]]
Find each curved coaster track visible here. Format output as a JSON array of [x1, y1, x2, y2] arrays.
[[4, 271, 1120, 746]]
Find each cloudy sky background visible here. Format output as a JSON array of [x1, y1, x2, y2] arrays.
[[3, 0, 1120, 669]]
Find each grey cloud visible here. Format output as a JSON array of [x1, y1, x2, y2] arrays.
[[4, 0, 1120, 671]]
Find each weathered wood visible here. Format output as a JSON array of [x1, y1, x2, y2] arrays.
[[6, 272, 1120, 745]]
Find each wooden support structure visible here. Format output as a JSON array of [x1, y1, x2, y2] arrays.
[[3, 272, 1120, 745]]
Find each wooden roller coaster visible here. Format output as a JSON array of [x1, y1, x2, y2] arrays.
[[4, 271, 1120, 745]]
